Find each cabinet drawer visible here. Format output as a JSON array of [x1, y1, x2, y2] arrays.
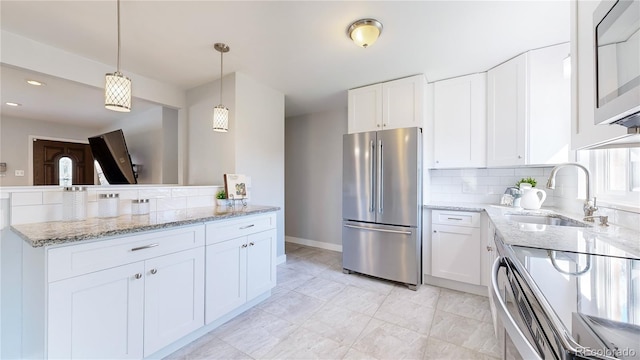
[[48, 225, 205, 283], [206, 213, 276, 245], [432, 210, 480, 228]]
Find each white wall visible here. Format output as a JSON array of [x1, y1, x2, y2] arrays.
[[186, 72, 286, 257], [162, 108, 179, 184], [186, 74, 236, 185], [0, 116, 100, 186], [285, 108, 346, 250]]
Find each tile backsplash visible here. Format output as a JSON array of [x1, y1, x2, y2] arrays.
[[4, 185, 226, 226], [429, 167, 559, 206], [428, 166, 639, 231]]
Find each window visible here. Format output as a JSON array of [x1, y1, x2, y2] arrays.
[[59, 157, 72, 186], [579, 148, 640, 209]]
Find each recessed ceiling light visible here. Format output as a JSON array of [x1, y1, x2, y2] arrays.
[[6, 102, 22, 107], [26, 80, 45, 86]]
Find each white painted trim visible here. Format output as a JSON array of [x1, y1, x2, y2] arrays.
[[285, 236, 342, 252], [276, 254, 287, 265], [423, 274, 488, 297]]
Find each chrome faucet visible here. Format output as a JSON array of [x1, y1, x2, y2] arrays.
[[546, 163, 598, 219]]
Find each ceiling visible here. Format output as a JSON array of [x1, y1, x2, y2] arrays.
[[0, 1, 570, 121]]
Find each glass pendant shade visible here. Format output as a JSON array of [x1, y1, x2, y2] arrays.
[[105, 71, 132, 112], [213, 105, 229, 132]]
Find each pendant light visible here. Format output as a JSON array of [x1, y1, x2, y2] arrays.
[[213, 43, 230, 132], [105, 0, 132, 112]]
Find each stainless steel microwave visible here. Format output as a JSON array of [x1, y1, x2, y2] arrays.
[[593, 0, 640, 128]]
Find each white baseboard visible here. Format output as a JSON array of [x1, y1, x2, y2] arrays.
[[285, 236, 342, 252], [423, 274, 488, 297], [276, 254, 287, 265]]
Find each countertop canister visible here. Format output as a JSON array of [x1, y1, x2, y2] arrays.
[[62, 186, 87, 221], [98, 193, 120, 218]]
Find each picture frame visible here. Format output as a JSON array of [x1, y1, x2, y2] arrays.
[[223, 173, 249, 200]]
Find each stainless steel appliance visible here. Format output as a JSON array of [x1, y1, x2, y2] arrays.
[[491, 233, 640, 360], [594, 0, 640, 129], [342, 127, 422, 290]]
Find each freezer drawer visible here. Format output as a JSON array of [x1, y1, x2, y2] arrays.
[[342, 221, 420, 287]]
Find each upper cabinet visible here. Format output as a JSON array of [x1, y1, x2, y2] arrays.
[[571, 1, 628, 149], [348, 74, 426, 133], [487, 43, 571, 167], [432, 73, 487, 168]]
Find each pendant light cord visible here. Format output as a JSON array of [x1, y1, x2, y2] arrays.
[[219, 50, 223, 103], [116, 0, 121, 72]]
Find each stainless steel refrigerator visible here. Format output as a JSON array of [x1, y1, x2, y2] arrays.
[[342, 127, 422, 290]]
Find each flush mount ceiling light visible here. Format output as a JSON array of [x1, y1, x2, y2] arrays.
[[348, 18, 383, 48], [213, 43, 230, 132], [26, 80, 45, 86], [105, 0, 132, 112], [5, 102, 21, 107]]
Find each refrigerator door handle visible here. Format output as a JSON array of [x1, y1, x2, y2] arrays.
[[370, 139, 375, 213], [377, 139, 383, 214], [344, 224, 412, 235]]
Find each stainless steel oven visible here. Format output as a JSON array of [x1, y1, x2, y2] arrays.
[[490, 233, 640, 360]]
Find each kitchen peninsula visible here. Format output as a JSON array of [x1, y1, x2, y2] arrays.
[[2, 185, 280, 359]]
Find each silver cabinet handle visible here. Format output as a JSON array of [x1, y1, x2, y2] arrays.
[[131, 243, 159, 252], [150, 269, 158, 275], [447, 217, 463, 221], [518, 155, 523, 159], [487, 246, 493, 252], [344, 224, 411, 235], [241, 243, 248, 248], [433, 230, 437, 233], [134, 273, 142, 279], [490, 258, 542, 359], [249, 242, 255, 246], [239, 224, 255, 230]]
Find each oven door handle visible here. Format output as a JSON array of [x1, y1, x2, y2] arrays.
[[491, 257, 542, 360]]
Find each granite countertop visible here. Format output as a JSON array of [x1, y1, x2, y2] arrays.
[[11, 204, 280, 248], [424, 202, 640, 260]]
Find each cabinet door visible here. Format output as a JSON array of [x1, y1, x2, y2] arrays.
[[433, 73, 487, 168], [487, 53, 527, 166], [348, 84, 383, 133], [143, 247, 205, 356], [246, 229, 277, 300], [383, 75, 425, 130], [431, 224, 481, 285], [48, 262, 144, 359], [205, 237, 247, 324]]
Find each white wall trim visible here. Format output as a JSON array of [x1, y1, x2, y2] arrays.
[[276, 254, 287, 265], [285, 236, 342, 252]]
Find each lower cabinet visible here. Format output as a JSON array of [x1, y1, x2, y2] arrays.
[[431, 210, 482, 285], [205, 227, 277, 324], [47, 225, 205, 359]]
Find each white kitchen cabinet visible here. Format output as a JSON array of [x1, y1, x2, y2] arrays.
[[48, 262, 145, 359], [47, 225, 205, 359], [432, 73, 487, 168], [143, 247, 205, 357], [348, 74, 426, 133], [487, 43, 570, 167], [431, 210, 481, 285], [205, 213, 277, 324]]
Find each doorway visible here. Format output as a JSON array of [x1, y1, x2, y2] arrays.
[[32, 139, 95, 186]]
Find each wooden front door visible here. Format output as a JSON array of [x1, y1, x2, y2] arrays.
[[33, 139, 95, 186]]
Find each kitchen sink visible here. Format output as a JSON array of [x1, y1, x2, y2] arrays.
[[504, 214, 591, 228]]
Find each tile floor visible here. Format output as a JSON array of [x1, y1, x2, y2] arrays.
[[166, 243, 500, 360]]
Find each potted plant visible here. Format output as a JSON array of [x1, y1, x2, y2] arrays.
[[515, 177, 537, 188], [215, 189, 228, 206]]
